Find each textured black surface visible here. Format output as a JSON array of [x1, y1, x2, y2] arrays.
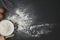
[[0, 0, 59, 40]]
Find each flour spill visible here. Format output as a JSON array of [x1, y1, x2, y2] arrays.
[[7, 8, 54, 37]]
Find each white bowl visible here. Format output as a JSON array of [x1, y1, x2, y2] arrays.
[[0, 20, 14, 36]]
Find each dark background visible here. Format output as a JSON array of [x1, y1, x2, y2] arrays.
[[0, 0, 59, 40]]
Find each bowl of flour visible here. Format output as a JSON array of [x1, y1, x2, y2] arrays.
[[0, 20, 14, 36]]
